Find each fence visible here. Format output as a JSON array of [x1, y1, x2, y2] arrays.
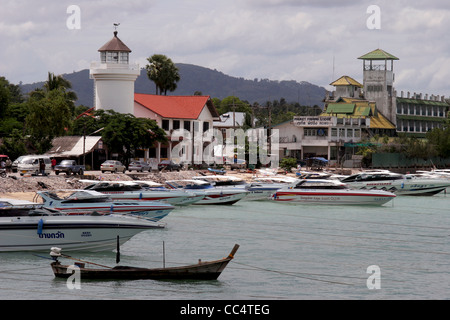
[[372, 153, 450, 169]]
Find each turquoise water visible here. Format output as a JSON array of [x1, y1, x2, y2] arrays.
[[0, 193, 449, 300]]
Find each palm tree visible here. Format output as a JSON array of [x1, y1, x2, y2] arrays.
[[145, 54, 180, 95], [30, 72, 78, 112]]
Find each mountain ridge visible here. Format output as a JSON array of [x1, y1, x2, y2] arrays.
[[19, 63, 327, 108]]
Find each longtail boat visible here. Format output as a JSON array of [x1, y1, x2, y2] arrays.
[[50, 243, 239, 280]]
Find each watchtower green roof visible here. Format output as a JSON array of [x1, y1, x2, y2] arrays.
[[325, 103, 355, 114], [358, 49, 399, 60]]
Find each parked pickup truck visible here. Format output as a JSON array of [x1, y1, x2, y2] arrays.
[[54, 160, 85, 175]]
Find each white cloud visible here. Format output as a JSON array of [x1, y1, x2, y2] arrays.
[[0, 0, 448, 98]]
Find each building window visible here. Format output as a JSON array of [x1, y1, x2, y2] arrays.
[[347, 129, 353, 138], [331, 128, 338, 137], [184, 120, 191, 131], [119, 52, 129, 64], [173, 120, 180, 130], [106, 52, 119, 63], [203, 121, 209, 132], [162, 119, 170, 131]]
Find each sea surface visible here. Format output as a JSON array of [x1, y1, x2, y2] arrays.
[[0, 193, 449, 301]]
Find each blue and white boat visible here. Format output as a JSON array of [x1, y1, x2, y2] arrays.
[[36, 190, 174, 222], [81, 180, 200, 206], [166, 179, 248, 205], [0, 197, 165, 252]]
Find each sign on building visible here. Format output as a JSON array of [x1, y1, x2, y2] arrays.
[[293, 116, 334, 127]]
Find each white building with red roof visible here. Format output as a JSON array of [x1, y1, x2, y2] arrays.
[[134, 94, 220, 163]]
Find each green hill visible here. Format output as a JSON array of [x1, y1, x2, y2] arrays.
[[20, 63, 326, 107]]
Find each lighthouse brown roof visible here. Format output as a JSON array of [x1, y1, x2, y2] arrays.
[[98, 31, 131, 52]]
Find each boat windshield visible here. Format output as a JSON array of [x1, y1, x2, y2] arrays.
[[85, 183, 142, 191], [341, 173, 403, 183], [294, 180, 347, 189]]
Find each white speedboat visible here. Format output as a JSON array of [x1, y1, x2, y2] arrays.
[[81, 180, 199, 205], [244, 177, 297, 200], [0, 198, 43, 216], [36, 190, 174, 222], [193, 175, 297, 200], [272, 179, 396, 206], [0, 203, 165, 252], [340, 170, 450, 196], [166, 180, 248, 205]]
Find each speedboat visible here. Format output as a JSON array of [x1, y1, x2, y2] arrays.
[[166, 179, 248, 205], [244, 176, 297, 200], [340, 170, 450, 196], [192, 175, 294, 201], [36, 190, 174, 222], [81, 180, 199, 205], [0, 198, 44, 216], [192, 175, 248, 187], [272, 179, 396, 206], [0, 200, 165, 252]]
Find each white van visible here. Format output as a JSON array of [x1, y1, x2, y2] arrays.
[[17, 156, 52, 176]]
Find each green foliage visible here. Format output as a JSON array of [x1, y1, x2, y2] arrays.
[[279, 157, 297, 171], [25, 89, 73, 153], [427, 125, 450, 158], [145, 54, 180, 95], [253, 99, 323, 128], [0, 129, 27, 160], [95, 110, 167, 164]]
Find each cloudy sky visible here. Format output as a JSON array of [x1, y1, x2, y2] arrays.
[[1, 0, 449, 97]]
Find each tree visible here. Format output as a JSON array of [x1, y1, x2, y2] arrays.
[[279, 157, 297, 172], [145, 54, 180, 95], [99, 110, 167, 163], [25, 89, 73, 153], [30, 72, 78, 114], [427, 124, 450, 158]]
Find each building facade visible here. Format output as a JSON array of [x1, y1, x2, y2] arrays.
[[396, 92, 449, 137], [134, 94, 220, 164]]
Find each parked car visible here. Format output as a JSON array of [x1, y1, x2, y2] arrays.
[[158, 160, 182, 171], [128, 161, 151, 172], [11, 156, 26, 173], [54, 160, 85, 175], [101, 160, 126, 173], [17, 155, 52, 176]]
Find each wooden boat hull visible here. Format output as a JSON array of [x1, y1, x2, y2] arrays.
[[50, 244, 239, 280]]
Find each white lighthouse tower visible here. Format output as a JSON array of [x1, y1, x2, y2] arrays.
[[90, 28, 140, 114]]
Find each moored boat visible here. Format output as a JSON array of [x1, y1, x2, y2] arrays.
[[36, 190, 174, 222], [340, 170, 450, 196], [82, 180, 199, 205], [272, 179, 396, 206], [166, 179, 248, 205], [0, 207, 165, 252], [50, 244, 239, 280], [0, 198, 44, 216]]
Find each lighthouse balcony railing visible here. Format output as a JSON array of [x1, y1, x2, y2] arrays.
[[90, 62, 140, 71]]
